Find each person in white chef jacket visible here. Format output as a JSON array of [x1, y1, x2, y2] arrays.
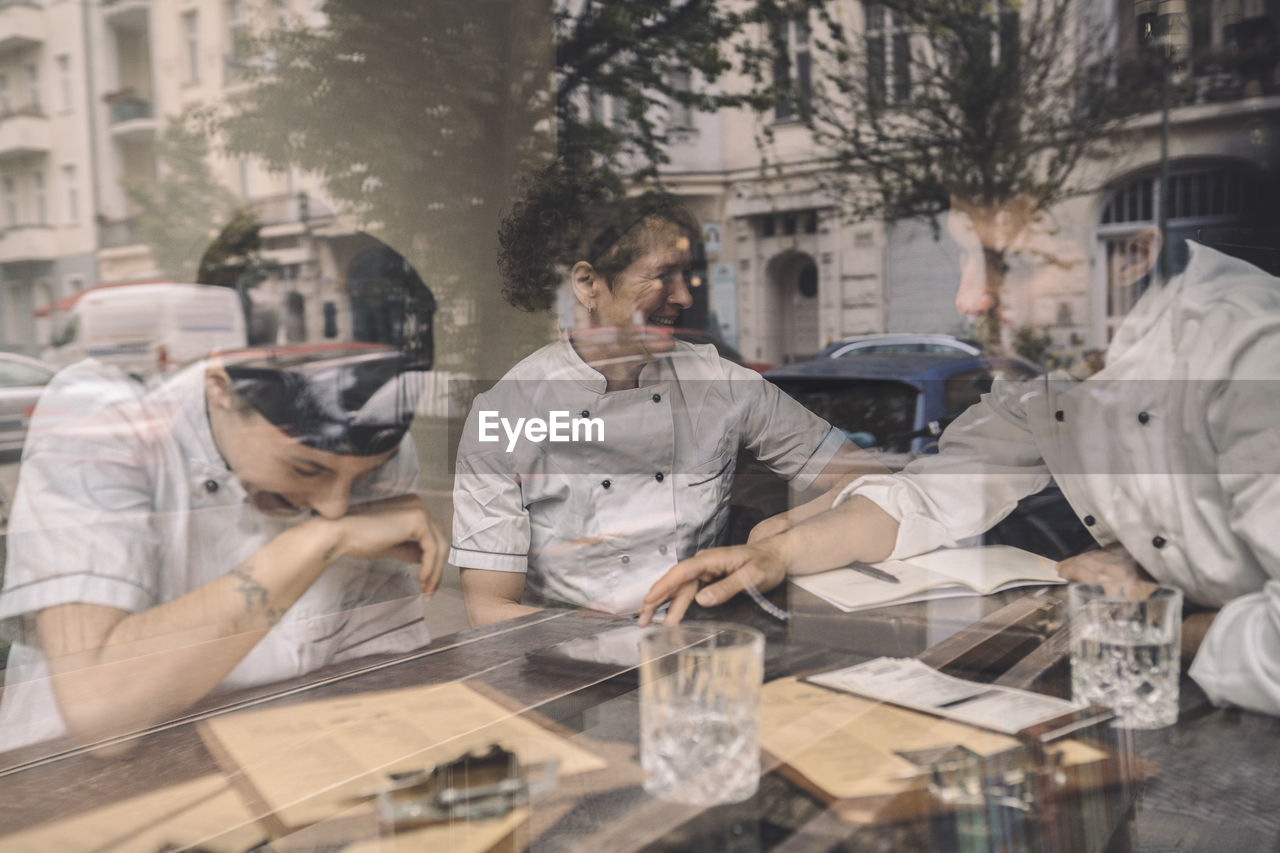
[[642, 202, 1280, 718], [0, 255, 447, 752], [451, 164, 880, 626]]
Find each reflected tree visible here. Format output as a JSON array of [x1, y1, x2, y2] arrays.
[[760, 0, 1122, 349], [216, 0, 798, 372]]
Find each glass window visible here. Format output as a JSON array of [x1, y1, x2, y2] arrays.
[[62, 164, 78, 224], [2, 176, 17, 227], [184, 11, 201, 83], [32, 171, 45, 224], [867, 4, 912, 105], [668, 69, 694, 129], [774, 18, 812, 120], [56, 54, 71, 112], [25, 63, 39, 111]]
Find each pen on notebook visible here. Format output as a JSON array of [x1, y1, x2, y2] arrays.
[[849, 562, 901, 584]]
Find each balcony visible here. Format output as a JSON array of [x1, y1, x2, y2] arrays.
[[0, 224, 55, 264], [101, 0, 149, 31], [105, 91, 158, 142], [0, 108, 51, 160], [1115, 36, 1280, 118], [0, 0, 45, 56]]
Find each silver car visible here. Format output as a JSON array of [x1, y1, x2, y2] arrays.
[[818, 333, 982, 359], [0, 353, 57, 457]]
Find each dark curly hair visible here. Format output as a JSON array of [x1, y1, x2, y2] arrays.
[[498, 161, 703, 313]]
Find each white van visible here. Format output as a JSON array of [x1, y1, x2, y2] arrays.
[[44, 283, 248, 379]]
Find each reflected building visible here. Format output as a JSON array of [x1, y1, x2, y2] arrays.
[[0, 0, 398, 359], [0, 0, 1275, 366], [633, 0, 1279, 365]]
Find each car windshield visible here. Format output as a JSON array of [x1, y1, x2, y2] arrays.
[[774, 379, 918, 453]]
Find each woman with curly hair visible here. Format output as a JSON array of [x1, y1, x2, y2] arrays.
[[450, 162, 878, 626]]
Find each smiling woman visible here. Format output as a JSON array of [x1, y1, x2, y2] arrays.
[[451, 161, 885, 628]]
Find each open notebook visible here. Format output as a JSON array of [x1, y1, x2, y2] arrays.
[[793, 545, 1065, 612]]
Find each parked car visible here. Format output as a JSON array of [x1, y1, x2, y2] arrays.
[[43, 283, 248, 380], [765, 351, 1038, 455], [0, 352, 57, 457], [816, 333, 982, 360], [728, 351, 1093, 559]]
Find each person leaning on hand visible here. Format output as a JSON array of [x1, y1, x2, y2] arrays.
[[643, 216, 1280, 719], [0, 248, 446, 752]]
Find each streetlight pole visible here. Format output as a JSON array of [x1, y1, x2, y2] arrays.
[[1138, 0, 1187, 282]]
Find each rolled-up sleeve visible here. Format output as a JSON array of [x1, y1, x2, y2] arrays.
[[448, 395, 530, 573], [733, 366, 844, 491], [832, 383, 1052, 560]]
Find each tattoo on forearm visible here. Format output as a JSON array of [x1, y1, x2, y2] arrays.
[[229, 565, 283, 626]]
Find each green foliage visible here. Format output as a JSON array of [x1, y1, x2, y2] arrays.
[[125, 116, 240, 283], [196, 209, 278, 291], [216, 0, 557, 372], [215, 0, 800, 371]]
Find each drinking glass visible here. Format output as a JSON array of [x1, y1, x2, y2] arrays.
[[639, 622, 764, 805], [1069, 582, 1183, 729]]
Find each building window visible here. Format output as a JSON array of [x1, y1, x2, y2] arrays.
[[2, 177, 17, 228], [0, 73, 9, 114], [773, 17, 812, 121], [225, 0, 251, 83], [184, 11, 201, 84], [668, 69, 695, 129], [866, 3, 912, 105], [1096, 162, 1261, 341], [32, 171, 46, 224], [24, 63, 40, 112], [62, 165, 79, 224], [56, 54, 72, 113], [585, 87, 627, 130]]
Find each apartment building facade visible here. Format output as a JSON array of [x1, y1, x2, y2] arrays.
[[0, 0, 397, 358], [2, 0, 1276, 366], [652, 0, 1280, 366]]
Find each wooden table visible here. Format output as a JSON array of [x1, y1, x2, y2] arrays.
[[1, 585, 1276, 852]]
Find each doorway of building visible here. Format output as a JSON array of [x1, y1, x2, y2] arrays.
[[765, 250, 820, 363]]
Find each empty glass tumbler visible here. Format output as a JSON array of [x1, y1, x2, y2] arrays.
[[639, 623, 765, 805]]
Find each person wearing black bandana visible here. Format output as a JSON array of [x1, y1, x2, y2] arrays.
[[0, 291, 445, 752]]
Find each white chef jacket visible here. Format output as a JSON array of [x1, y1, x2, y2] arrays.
[[0, 360, 430, 751], [835, 242, 1280, 715], [449, 339, 844, 614]]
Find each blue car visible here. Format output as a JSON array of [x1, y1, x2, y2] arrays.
[[764, 351, 1039, 456]]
